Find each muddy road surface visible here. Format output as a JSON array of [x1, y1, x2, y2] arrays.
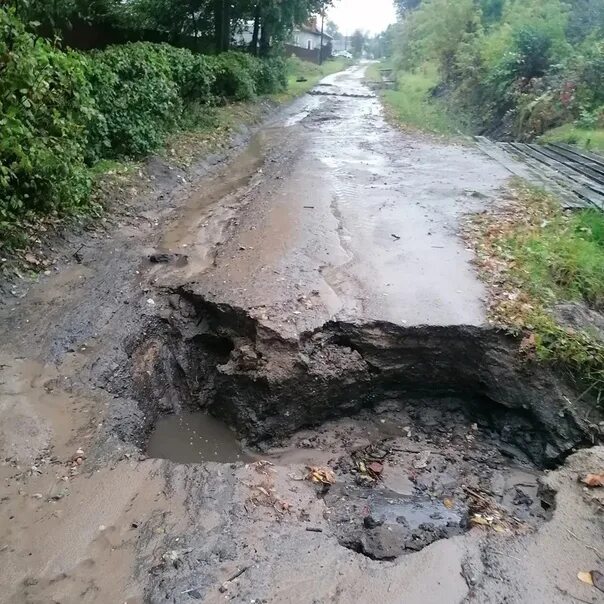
[[1, 64, 603, 604]]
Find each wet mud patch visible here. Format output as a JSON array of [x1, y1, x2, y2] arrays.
[[268, 398, 552, 560], [97, 291, 599, 561], [147, 412, 254, 463]]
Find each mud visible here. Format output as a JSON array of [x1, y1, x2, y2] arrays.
[[0, 64, 603, 604]]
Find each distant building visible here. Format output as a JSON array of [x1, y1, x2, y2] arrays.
[[286, 18, 333, 64], [234, 17, 333, 64], [290, 20, 333, 51], [331, 36, 351, 53]]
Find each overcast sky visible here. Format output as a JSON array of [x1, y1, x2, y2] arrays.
[[327, 0, 397, 35]]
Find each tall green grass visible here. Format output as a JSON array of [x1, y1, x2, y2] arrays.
[[506, 206, 604, 309], [379, 63, 461, 135]]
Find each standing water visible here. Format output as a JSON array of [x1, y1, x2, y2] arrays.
[[147, 412, 254, 463]]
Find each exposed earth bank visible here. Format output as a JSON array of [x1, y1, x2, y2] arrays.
[[1, 65, 603, 604]]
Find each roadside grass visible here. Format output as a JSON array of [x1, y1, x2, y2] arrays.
[[464, 181, 604, 400], [375, 62, 461, 136], [540, 124, 604, 154], [163, 102, 266, 166], [275, 56, 352, 101], [364, 61, 382, 82]]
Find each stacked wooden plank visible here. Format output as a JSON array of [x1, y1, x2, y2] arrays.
[[474, 136, 604, 210]]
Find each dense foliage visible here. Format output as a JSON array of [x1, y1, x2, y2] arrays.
[[8, 0, 333, 55], [0, 7, 288, 240], [389, 0, 604, 140]]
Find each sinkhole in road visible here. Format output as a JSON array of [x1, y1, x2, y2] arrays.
[[143, 390, 555, 559], [125, 293, 595, 558]]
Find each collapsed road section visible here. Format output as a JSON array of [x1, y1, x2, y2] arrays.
[[120, 291, 596, 468], [1, 65, 603, 604]]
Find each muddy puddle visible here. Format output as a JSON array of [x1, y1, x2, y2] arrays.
[[145, 394, 550, 560], [126, 297, 587, 562], [147, 412, 255, 463]]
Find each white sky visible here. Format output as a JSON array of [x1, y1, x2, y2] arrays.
[[327, 0, 397, 35]]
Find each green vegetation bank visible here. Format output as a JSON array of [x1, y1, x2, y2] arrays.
[[380, 0, 604, 147]]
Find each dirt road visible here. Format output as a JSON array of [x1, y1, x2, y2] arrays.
[[1, 65, 603, 603], [155, 65, 512, 332]]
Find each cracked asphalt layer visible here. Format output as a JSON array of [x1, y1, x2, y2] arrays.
[[154, 65, 515, 336]]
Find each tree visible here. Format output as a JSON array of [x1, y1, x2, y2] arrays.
[[350, 28, 365, 56], [326, 19, 339, 38], [11, 0, 335, 55], [393, 0, 422, 16]]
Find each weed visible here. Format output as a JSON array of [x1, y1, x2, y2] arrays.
[[464, 180, 604, 402]]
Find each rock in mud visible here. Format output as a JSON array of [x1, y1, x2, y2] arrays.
[[148, 252, 189, 265]]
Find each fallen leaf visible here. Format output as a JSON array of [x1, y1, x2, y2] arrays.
[[581, 473, 604, 488], [443, 498, 454, 509], [578, 571, 594, 586], [305, 466, 336, 485], [367, 461, 384, 477]]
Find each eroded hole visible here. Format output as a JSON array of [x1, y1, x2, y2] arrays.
[[144, 393, 552, 559], [120, 296, 600, 561]]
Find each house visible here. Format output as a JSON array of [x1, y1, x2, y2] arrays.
[[291, 19, 332, 51], [233, 17, 333, 64], [286, 18, 332, 63]]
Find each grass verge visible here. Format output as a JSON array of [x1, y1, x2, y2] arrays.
[[370, 61, 461, 136], [463, 180, 604, 403], [274, 56, 352, 101], [540, 124, 604, 154]]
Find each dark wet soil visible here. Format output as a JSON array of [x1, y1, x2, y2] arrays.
[[145, 393, 549, 560]]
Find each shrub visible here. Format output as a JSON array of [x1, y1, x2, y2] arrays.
[[0, 8, 290, 244], [87, 42, 182, 158], [209, 51, 257, 101], [0, 8, 100, 232], [256, 56, 288, 94], [155, 44, 216, 102]]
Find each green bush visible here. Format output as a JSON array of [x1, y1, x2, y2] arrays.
[[0, 8, 99, 232], [210, 51, 257, 101], [87, 42, 182, 158], [0, 7, 289, 244], [256, 57, 288, 94], [156, 44, 216, 102]]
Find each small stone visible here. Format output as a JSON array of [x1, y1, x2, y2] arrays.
[[363, 514, 385, 529]]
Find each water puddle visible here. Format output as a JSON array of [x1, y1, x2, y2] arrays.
[[147, 412, 254, 463]]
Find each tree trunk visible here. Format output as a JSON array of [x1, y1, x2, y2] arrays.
[[250, 4, 260, 56], [221, 0, 230, 51], [259, 15, 271, 56], [213, 0, 223, 53]]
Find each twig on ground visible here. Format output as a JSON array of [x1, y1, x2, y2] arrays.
[[555, 585, 594, 604], [219, 566, 249, 593], [566, 528, 604, 560]]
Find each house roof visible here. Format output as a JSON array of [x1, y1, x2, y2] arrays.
[[297, 24, 333, 40]]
